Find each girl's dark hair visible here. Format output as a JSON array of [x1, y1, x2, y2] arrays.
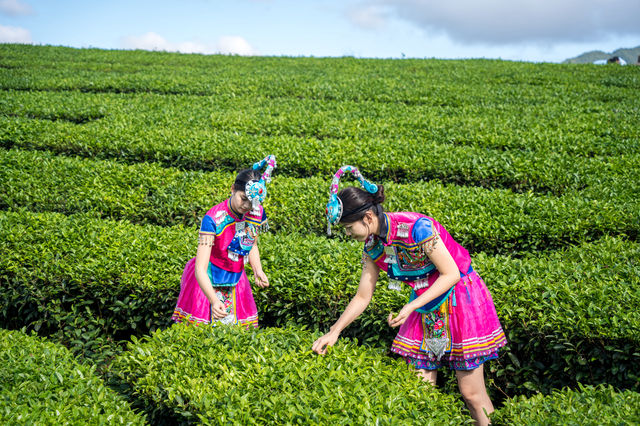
[[233, 168, 262, 191], [338, 185, 385, 223]]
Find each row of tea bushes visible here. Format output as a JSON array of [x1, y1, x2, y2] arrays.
[[1, 45, 637, 108], [1, 210, 638, 394], [1, 44, 637, 196], [1, 84, 638, 159], [491, 384, 640, 425], [0, 328, 145, 424], [0, 210, 188, 364], [111, 325, 640, 425], [1, 148, 637, 254], [109, 323, 469, 425], [473, 238, 640, 394], [2, 111, 637, 197], [4, 324, 637, 426]]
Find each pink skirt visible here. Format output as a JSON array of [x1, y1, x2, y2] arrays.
[[391, 271, 506, 368], [171, 257, 258, 328]]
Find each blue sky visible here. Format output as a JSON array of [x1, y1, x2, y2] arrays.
[[1, 0, 639, 63]]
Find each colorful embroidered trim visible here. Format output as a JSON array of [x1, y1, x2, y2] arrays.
[[405, 352, 500, 371], [171, 307, 209, 325]]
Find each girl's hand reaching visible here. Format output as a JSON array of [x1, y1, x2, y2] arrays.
[[211, 299, 229, 319], [388, 305, 414, 328], [253, 269, 269, 288], [312, 331, 339, 355]]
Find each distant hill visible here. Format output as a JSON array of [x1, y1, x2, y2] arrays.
[[563, 45, 640, 64]]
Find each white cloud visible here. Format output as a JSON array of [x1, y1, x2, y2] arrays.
[[0, 0, 33, 16], [120, 32, 258, 56], [122, 32, 170, 51], [361, 0, 640, 45], [348, 5, 390, 30], [120, 32, 208, 54], [0, 24, 32, 43], [216, 36, 259, 56]]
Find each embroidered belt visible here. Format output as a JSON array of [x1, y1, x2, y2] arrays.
[[419, 299, 452, 360]]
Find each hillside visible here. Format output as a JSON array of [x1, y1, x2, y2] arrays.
[[563, 45, 640, 64]]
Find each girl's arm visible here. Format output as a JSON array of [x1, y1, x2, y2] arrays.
[[194, 238, 228, 319], [388, 239, 460, 328], [312, 254, 380, 355], [248, 242, 269, 288]]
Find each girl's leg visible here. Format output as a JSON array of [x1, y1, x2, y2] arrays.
[[456, 365, 494, 426], [415, 368, 437, 386]]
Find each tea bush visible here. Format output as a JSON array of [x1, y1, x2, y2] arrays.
[[1, 210, 638, 396], [1, 45, 638, 196], [491, 384, 640, 425], [1, 44, 637, 108], [2, 109, 637, 197], [1, 148, 637, 255], [110, 323, 470, 425], [475, 237, 640, 394], [0, 210, 189, 364], [0, 328, 145, 424]]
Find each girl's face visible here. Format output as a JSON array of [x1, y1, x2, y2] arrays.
[[343, 219, 371, 242], [230, 190, 252, 216]]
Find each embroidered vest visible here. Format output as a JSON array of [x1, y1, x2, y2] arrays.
[[206, 200, 268, 273], [364, 212, 471, 296]]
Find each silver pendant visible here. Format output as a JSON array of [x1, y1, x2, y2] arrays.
[[425, 337, 450, 360], [414, 278, 429, 290], [388, 280, 402, 291], [250, 199, 261, 216], [397, 223, 410, 239], [213, 313, 235, 325], [228, 250, 239, 261], [384, 246, 397, 264], [235, 222, 245, 232]]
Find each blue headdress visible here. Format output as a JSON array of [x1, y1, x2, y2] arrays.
[[245, 155, 277, 216], [325, 165, 378, 236]]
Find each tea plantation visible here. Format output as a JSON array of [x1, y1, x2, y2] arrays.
[[1, 44, 639, 424]]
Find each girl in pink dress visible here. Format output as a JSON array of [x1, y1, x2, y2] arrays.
[[172, 156, 276, 328], [312, 165, 506, 426]]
